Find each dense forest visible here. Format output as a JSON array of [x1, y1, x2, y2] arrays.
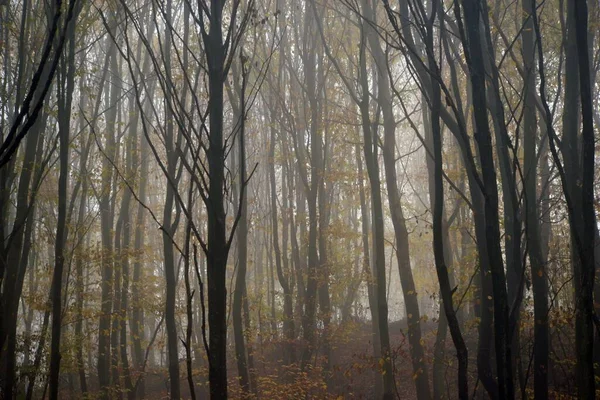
[[0, 0, 599, 398]]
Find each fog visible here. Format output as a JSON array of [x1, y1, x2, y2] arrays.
[[1, 0, 599, 399]]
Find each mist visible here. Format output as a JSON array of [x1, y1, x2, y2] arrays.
[[1, 0, 599, 399]]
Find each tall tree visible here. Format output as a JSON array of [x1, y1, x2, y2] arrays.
[[98, 14, 120, 395], [49, 2, 80, 397], [573, 0, 596, 396], [461, 0, 512, 396], [423, 0, 468, 397], [362, 1, 430, 398], [231, 56, 252, 395], [197, 0, 255, 396], [161, 1, 182, 397], [521, 0, 548, 396]]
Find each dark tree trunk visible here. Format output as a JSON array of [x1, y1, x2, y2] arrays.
[[573, 0, 596, 397], [480, 6, 523, 375], [424, 2, 468, 397], [49, 5, 78, 396], [356, 140, 382, 398], [521, 1, 549, 396], [202, 1, 230, 397], [112, 112, 124, 399], [232, 59, 252, 395], [268, 110, 295, 364], [357, 30, 393, 396], [363, 1, 430, 398], [162, 1, 181, 397], [461, 1, 512, 397], [119, 119, 135, 400], [422, 103, 455, 400], [300, 2, 324, 372], [130, 12, 155, 398], [73, 67, 92, 395], [98, 24, 119, 399]]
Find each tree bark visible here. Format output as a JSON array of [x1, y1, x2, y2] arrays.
[[162, 1, 181, 397], [358, 30, 393, 396], [521, 1, 548, 396], [49, 4, 78, 395], [232, 59, 252, 395], [98, 19, 119, 398], [202, 1, 230, 396], [363, 1, 430, 398], [461, 1, 512, 396], [573, 0, 596, 397], [424, 2, 468, 396]]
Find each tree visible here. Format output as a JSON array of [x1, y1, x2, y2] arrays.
[[362, 1, 430, 398], [49, 2, 80, 398], [461, 1, 512, 396], [1, 0, 599, 398], [522, 0, 548, 395]]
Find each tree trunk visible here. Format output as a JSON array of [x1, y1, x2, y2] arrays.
[[268, 112, 295, 364], [356, 139, 382, 398], [424, 3, 468, 396], [362, 1, 430, 398], [357, 30, 393, 396], [521, 1, 548, 396], [49, 6, 78, 395], [573, 0, 596, 397], [203, 1, 230, 396], [232, 60, 252, 395], [422, 103, 455, 400], [300, 2, 323, 372], [462, 1, 512, 397], [98, 22, 119, 398], [130, 13, 156, 398], [162, 1, 181, 397]]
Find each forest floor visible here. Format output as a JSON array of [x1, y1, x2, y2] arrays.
[[145, 319, 442, 399]]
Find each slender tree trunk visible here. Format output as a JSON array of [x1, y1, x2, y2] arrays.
[[573, 0, 596, 397], [183, 204, 197, 400], [300, 2, 323, 372], [1, 116, 43, 399], [232, 60, 252, 395], [131, 124, 148, 399], [356, 139, 382, 398], [75, 207, 88, 396], [74, 72, 91, 396], [522, 1, 548, 396], [26, 296, 51, 400], [462, 1, 512, 397], [357, 31, 393, 396], [203, 1, 230, 396], [362, 2, 430, 398], [98, 24, 119, 398], [130, 14, 156, 397], [112, 104, 124, 400], [422, 103, 454, 400], [162, 0, 181, 393], [119, 125, 135, 400], [49, 6, 78, 395], [479, 14, 524, 391], [268, 113, 295, 364], [424, 3, 468, 396]]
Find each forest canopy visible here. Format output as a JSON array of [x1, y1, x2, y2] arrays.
[[0, 0, 599, 399]]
